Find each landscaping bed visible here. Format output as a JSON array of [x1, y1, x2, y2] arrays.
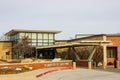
[[0, 59, 72, 75], [0, 66, 32, 74]]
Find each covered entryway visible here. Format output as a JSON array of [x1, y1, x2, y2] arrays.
[[36, 40, 112, 69]]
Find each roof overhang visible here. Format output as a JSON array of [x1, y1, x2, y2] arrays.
[[5, 29, 61, 36], [36, 40, 112, 49]]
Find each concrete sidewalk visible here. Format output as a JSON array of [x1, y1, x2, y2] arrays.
[[0, 68, 120, 80], [0, 68, 59, 80], [37, 68, 120, 80]]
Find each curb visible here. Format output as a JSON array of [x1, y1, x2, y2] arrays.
[[36, 67, 72, 78]]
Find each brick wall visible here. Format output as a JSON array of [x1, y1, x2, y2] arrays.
[[107, 36, 120, 60], [107, 36, 120, 46], [76, 60, 88, 67], [0, 61, 72, 70]]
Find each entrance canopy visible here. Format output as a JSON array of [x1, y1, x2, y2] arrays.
[[36, 40, 112, 49], [36, 40, 112, 69]]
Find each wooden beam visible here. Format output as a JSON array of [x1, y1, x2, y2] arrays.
[[72, 47, 80, 60], [88, 46, 97, 60]]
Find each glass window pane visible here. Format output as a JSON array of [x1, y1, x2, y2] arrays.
[[49, 42, 54, 46], [16, 33, 19, 39], [107, 47, 117, 58], [19, 33, 25, 38], [49, 39, 54, 42], [38, 43, 42, 46], [32, 33, 37, 39], [26, 33, 31, 38], [38, 33, 42, 39], [38, 40, 42, 42], [43, 42, 48, 46], [32, 42, 37, 46], [49, 34, 54, 39], [32, 40, 37, 42], [43, 40, 48, 42], [43, 34, 48, 39]]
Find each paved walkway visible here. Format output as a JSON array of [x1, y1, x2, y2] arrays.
[[0, 68, 58, 80], [0, 67, 120, 80], [36, 68, 120, 80]]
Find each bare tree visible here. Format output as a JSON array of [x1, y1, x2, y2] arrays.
[[13, 36, 32, 59]]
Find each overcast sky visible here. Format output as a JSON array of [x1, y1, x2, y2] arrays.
[[0, 0, 120, 40]]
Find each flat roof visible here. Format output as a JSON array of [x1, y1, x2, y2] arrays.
[[69, 34, 120, 42], [68, 34, 104, 42], [5, 29, 61, 36], [36, 40, 112, 49]]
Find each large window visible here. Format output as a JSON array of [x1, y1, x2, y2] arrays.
[[107, 47, 117, 58], [14, 32, 55, 47]]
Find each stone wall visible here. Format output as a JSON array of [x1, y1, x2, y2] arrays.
[[0, 41, 12, 60]]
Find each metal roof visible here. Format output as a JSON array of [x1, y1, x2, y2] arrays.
[[5, 29, 61, 36]]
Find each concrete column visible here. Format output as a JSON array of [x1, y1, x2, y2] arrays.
[[73, 62, 76, 70], [88, 61, 92, 69], [88, 60, 93, 69], [117, 60, 119, 69], [103, 35, 106, 41], [103, 44, 107, 69], [36, 49, 38, 58]]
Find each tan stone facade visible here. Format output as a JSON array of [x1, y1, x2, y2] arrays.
[[0, 41, 12, 60]]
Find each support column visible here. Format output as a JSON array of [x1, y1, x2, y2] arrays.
[[54, 48, 58, 58], [73, 61, 76, 69], [103, 44, 107, 69], [88, 60, 92, 69], [36, 49, 38, 58], [117, 60, 119, 69]]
